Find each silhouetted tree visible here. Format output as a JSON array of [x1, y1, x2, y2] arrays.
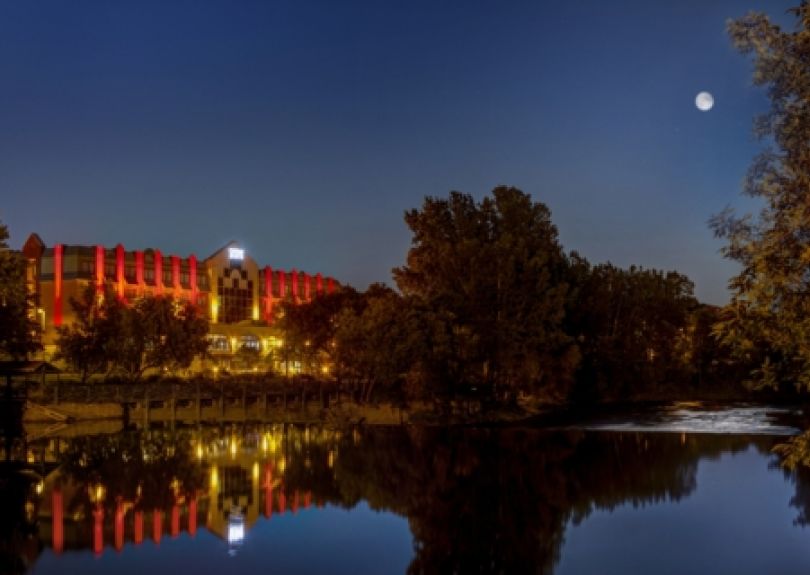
[[394, 187, 575, 405]]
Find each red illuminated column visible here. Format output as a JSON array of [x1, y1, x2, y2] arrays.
[[189, 255, 198, 306], [95, 245, 105, 297], [316, 273, 323, 296], [52, 488, 64, 554], [278, 270, 286, 300], [134, 510, 144, 544], [154, 250, 163, 295], [171, 504, 179, 538], [292, 490, 299, 514], [93, 504, 104, 556], [263, 266, 273, 322], [115, 244, 125, 300], [304, 491, 312, 508], [291, 270, 299, 304], [152, 509, 162, 544], [53, 244, 63, 327], [327, 277, 335, 295], [304, 273, 311, 302], [135, 251, 145, 295], [171, 256, 180, 295], [115, 500, 125, 551], [188, 497, 197, 537]]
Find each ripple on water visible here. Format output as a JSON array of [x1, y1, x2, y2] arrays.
[[581, 406, 801, 435]]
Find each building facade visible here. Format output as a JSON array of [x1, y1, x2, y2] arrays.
[[21, 233, 337, 371]]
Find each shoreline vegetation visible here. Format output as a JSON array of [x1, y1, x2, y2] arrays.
[[18, 374, 801, 428]]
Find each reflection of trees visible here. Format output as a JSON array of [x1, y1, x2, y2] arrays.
[[59, 431, 205, 512], [331, 428, 772, 574], [19, 423, 804, 573]]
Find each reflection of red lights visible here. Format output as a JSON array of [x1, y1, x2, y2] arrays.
[[93, 504, 104, 555], [52, 488, 64, 554], [152, 509, 162, 544], [115, 500, 125, 551], [189, 498, 197, 537], [278, 492, 286, 514], [134, 510, 144, 544], [171, 504, 180, 538]]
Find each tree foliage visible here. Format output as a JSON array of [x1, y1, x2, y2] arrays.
[[710, 3, 810, 389], [565, 257, 697, 401], [56, 286, 209, 381], [394, 187, 575, 402], [0, 221, 39, 359]]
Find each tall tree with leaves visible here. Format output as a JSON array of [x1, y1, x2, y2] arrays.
[[0, 221, 39, 360], [394, 187, 575, 403], [710, 3, 810, 389]]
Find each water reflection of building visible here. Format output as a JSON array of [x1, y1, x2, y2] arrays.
[[21, 234, 339, 372], [33, 425, 340, 557]]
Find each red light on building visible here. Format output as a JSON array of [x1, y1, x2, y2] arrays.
[[291, 269, 299, 303], [316, 273, 323, 296], [327, 277, 335, 295], [189, 255, 198, 306], [154, 250, 163, 295], [304, 273, 311, 302], [278, 270, 286, 300], [135, 251, 145, 294], [95, 245, 105, 296], [53, 244, 63, 326], [115, 244, 125, 300], [171, 256, 180, 294], [264, 266, 274, 323]]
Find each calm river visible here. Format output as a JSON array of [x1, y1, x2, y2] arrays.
[[4, 406, 810, 574]]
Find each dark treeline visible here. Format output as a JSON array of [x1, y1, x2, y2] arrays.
[[280, 187, 745, 410]]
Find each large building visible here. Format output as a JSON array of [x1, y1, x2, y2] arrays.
[[21, 233, 338, 371]]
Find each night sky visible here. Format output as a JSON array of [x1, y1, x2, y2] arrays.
[[0, 1, 799, 304]]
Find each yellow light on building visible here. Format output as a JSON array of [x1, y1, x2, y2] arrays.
[[210, 466, 219, 490], [210, 297, 219, 323], [252, 305, 260, 321], [35, 482, 43, 495], [252, 462, 260, 482], [196, 444, 204, 460]]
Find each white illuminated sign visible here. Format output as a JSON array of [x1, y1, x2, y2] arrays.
[[228, 247, 244, 260]]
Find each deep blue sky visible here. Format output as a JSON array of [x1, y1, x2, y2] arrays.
[[0, 1, 799, 303]]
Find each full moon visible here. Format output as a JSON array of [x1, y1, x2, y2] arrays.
[[695, 91, 714, 111]]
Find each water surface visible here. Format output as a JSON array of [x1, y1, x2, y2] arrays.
[[3, 408, 810, 574]]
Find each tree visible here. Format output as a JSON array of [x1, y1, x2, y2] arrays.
[[0, 221, 39, 360], [710, 3, 810, 389], [55, 285, 126, 382], [333, 286, 423, 403], [393, 187, 575, 403], [114, 296, 209, 381], [55, 290, 209, 381], [565, 259, 697, 402]]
